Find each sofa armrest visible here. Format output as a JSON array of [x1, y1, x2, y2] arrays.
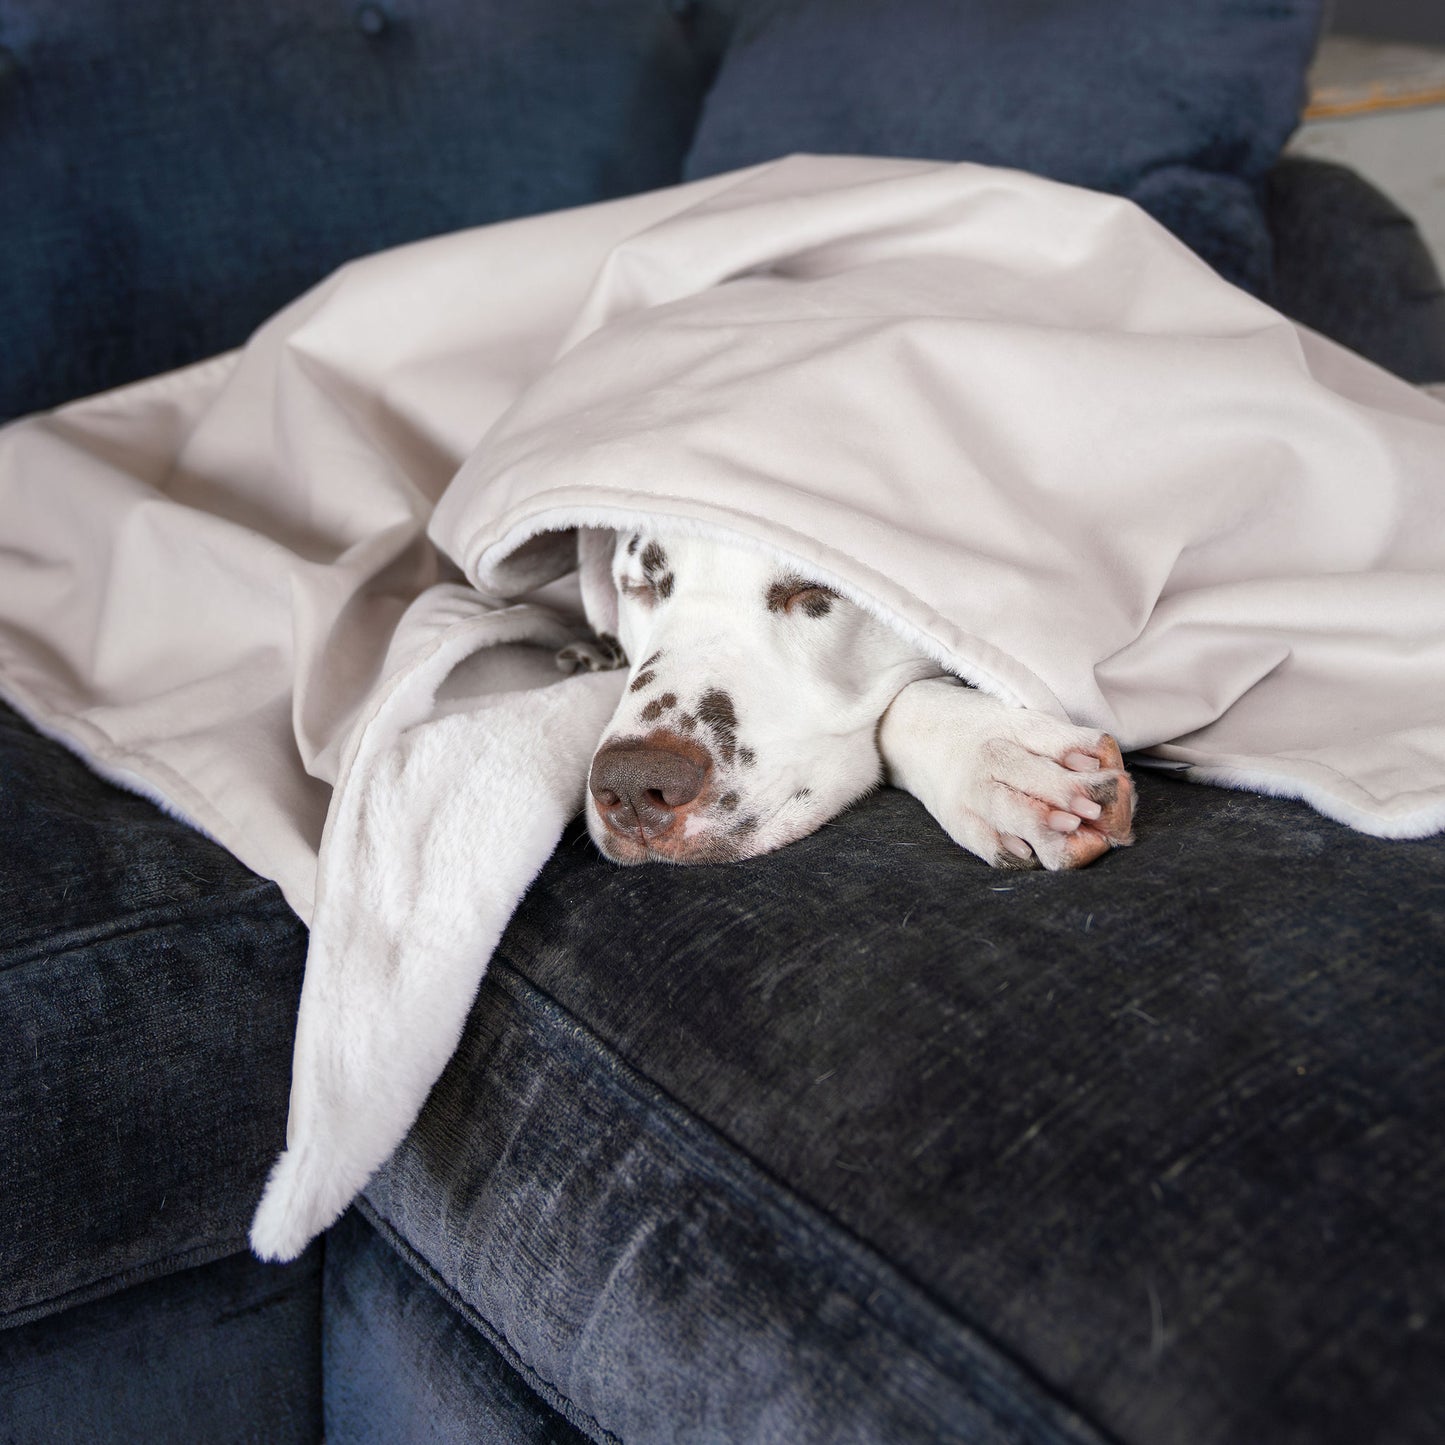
[[1266, 154, 1445, 383]]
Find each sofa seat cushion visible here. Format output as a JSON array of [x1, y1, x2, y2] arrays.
[[324, 1210, 593, 1445], [364, 773, 1445, 1445], [0, 702, 308, 1327]]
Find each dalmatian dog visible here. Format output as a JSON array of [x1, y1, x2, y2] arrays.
[[572, 530, 1135, 870]]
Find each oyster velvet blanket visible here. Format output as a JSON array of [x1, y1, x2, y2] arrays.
[[2, 156, 1443, 1260]]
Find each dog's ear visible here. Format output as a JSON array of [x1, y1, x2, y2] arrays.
[[576, 528, 619, 639]]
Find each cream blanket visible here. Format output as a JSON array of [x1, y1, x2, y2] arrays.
[[2, 156, 1442, 1261]]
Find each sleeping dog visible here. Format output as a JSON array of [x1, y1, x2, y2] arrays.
[[574, 530, 1135, 870]]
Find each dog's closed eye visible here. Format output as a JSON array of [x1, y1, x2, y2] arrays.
[[765, 574, 837, 619]]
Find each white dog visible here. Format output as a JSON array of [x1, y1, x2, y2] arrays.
[[572, 530, 1135, 870]]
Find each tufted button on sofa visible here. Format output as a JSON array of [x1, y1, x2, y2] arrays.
[[3, 2, 1444, 1441]]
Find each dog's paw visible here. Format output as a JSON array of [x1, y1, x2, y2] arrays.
[[880, 680, 1135, 871], [966, 728, 1135, 872], [556, 632, 628, 674]]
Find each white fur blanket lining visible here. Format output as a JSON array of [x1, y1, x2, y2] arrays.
[[0, 156, 1441, 1260]]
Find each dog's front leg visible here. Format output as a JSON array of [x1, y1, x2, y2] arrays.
[[879, 677, 1135, 870]]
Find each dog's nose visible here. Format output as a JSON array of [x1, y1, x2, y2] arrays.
[[589, 742, 707, 840]]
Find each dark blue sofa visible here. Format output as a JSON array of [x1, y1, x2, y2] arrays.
[[4, 3, 1445, 1441]]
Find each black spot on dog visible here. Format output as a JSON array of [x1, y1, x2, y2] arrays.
[[719, 791, 739, 811], [639, 693, 678, 724], [765, 578, 795, 613], [629, 670, 656, 693], [641, 651, 663, 670], [738, 746, 755, 768], [793, 787, 811, 800], [696, 688, 738, 762], [697, 690, 736, 730], [734, 815, 759, 836], [630, 543, 673, 604], [627, 533, 642, 556], [766, 574, 836, 618], [678, 713, 697, 732]]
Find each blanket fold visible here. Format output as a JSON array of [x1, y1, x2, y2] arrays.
[[1, 155, 1442, 1259], [249, 583, 625, 1260]]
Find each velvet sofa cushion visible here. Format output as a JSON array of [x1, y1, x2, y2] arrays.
[[360, 774, 1445, 1445], [685, 0, 1323, 297], [1268, 156, 1445, 384], [0, 0, 1325, 425], [323, 1211, 592, 1445], [0, 703, 308, 1328], [0, 0, 716, 422], [0, 1248, 322, 1445]]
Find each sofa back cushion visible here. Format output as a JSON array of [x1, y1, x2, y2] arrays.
[[686, 0, 1322, 296], [0, 0, 716, 421], [0, 0, 1320, 422]]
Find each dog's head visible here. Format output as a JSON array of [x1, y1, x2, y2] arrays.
[[581, 529, 938, 864]]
